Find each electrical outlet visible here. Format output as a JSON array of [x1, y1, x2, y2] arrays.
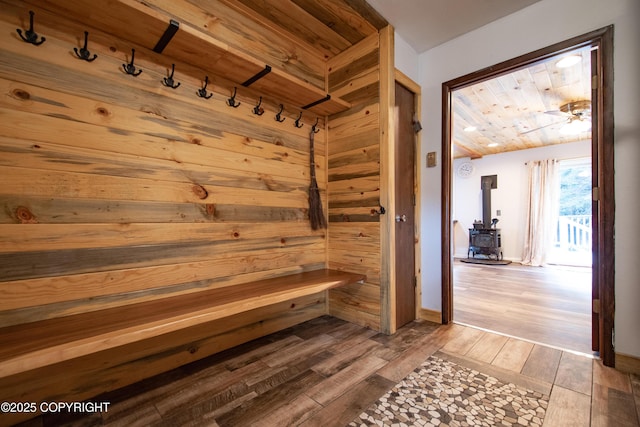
[[496, 210, 501, 216]]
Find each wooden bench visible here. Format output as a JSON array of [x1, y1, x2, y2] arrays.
[[0, 268, 365, 379]]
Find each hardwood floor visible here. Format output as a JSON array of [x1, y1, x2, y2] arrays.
[[453, 259, 593, 354], [18, 316, 639, 427]]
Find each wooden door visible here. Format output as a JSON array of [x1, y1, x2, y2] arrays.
[[395, 81, 416, 328]]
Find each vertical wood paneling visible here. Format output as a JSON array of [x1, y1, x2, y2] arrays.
[[326, 32, 382, 330]]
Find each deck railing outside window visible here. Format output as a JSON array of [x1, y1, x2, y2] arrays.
[[554, 214, 591, 252]]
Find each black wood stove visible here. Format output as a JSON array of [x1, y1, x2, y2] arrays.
[[468, 227, 502, 260], [468, 175, 503, 260]]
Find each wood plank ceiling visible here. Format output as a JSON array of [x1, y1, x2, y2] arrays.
[[453, 46, 592, 159], [239, 1, 592, 161], [233, 0, 388, 58], [237, 0, 591, 161]]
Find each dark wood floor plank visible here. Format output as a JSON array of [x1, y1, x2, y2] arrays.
[[249, 351, 331, 395], [289, 315, 347, 340], [249, 394, 321, 427], [260, 333, 336, 368], [222, 334, 302, 371], [217, 368, 326, 426], [297, 374, 396, 427], [15, 316, 638, 427], [153, 361, 262, 416], [90, 360, 231, 426], [370, 323, 433, 361], [304, 354, 387, 405], [104, 405, 162, 427], [325, 321, 379, 354], [632, 374, 640, 423], [312, 336, 382, 376], [376, 333, 441, 383]]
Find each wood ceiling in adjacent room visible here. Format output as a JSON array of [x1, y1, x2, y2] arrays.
[[453, 47, 592, 159]]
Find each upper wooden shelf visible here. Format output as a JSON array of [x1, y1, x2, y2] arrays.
[[34, 0, 351, 116]]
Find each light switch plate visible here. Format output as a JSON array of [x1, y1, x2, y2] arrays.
[[426, 152, 437, 167]]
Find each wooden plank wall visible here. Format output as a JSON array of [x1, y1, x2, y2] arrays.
[[0, 0, 328, 366], [326, 33, 382, 330], [0, 1, 392, 421]]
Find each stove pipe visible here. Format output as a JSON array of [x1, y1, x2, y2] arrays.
[[480, 175, 497, 228]]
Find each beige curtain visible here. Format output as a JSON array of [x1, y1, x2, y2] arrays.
[[522, 159, 558, 266]]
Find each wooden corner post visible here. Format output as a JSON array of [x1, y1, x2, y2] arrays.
[[379, 25, 395, 334]]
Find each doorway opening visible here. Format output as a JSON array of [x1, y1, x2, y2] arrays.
[[441, 26, 615, 366], [451, 146, 594, 353]]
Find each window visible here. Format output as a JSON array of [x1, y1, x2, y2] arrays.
[[549, 158, 592, 266]]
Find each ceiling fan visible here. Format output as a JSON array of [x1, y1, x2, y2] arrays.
[[520, 100, 592, 135]]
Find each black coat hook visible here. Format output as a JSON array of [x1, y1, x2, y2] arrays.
[[162, 64, 180, 89], [17, 10, 45, 46], [294, 112, 304, 128], [372, 205, 386, 215], [253, 97, 264, 116], [275, 104, 285, 122], [311, 118, 320, 134], [227, 87, 241, 108], [123, 49, 142, 76], [74, 31, 97, 62], [197, 76, 213, 99]]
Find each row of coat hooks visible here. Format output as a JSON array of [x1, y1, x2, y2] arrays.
[[16, 10, 326, 132]]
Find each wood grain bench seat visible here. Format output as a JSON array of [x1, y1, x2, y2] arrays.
[[0, 269, 365, 379]]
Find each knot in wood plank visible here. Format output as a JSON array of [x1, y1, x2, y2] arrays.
[[95, 107, 110, 117], [15, 206, 37, 223], [191, 184, 208, 200], [11, 89, 30, 101]]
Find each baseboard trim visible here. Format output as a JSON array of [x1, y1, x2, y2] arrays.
[[616, 352, 640, 375], [418, 308, 442, 324]]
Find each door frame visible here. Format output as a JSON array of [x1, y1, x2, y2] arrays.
[[440, 26, 615, 366], [380, 55, 422, 335], [396, 70, 422, 329]]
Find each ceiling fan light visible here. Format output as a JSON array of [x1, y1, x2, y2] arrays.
[[556, 55, 582, 68], [560, 118, 591, 135]]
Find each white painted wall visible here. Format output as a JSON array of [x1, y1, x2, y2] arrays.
[[394, 33, 420, 82], [416, 0, 640, 357], [452, 140, 591, 260]]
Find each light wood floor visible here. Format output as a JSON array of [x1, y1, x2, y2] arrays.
[[453, 259, 593, 355], [20, 316, 639, 426]]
